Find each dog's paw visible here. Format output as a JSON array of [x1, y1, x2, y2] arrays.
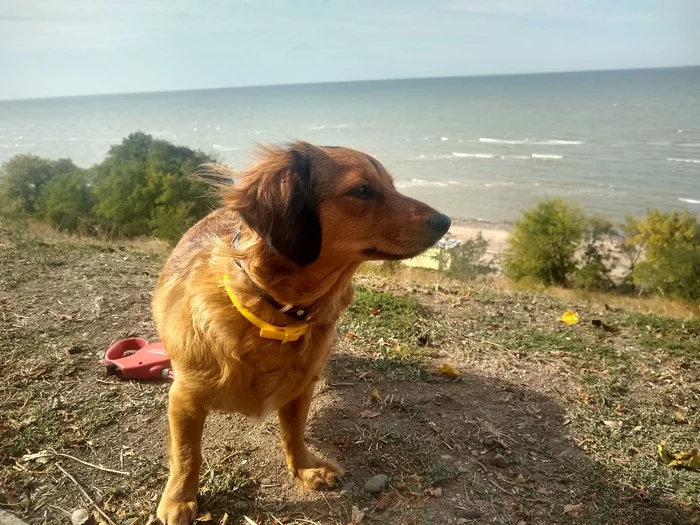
[[156, 498, 197, 525], [295, 457, 344, 490]]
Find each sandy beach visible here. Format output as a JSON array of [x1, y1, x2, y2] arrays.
[[447, 219, 511, 256]]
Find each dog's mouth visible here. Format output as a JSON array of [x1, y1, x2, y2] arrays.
[[362, 246, 431, 261]]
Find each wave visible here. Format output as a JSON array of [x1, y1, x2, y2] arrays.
[[531, 154, 563, 160], [679, 198, 700, 204], [479, 137, 583, 145], [212, 145, 240, 151], [307, 124, 352, 130], [452, 152, 494, 158], [396, 178, 454, 189], [668, 157, 700, 164], [479, 137, 527, 145]]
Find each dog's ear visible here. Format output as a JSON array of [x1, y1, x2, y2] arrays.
[[231, 141, 322, 266]]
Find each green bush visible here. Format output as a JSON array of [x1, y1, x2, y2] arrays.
[[0, 155, 77, 215], [435, 233, 497, 280], [624, 210, 700, 301], [39, 170, 95, 233], [504, 198, 585, 286], [573, 217, 617, 291], [92, 132, 217, 242]]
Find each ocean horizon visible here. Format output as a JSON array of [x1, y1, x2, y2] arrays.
[[1, 66, 699, 224]]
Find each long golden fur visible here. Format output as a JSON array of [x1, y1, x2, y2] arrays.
[[152, 141, 451, 524]]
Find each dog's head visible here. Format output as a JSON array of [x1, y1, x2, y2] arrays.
[[224, 141, 451, 266]]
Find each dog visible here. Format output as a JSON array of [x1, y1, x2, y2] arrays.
[[152, 141, 451, 524]]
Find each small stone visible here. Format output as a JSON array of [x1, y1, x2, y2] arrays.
[[364, 474, 389, 494], [482, 438, 495, 447], [457, 508, 481, 520], [235, 501, 249, 512], [260, 478, 272, 485], [340, 481, 356, 494], [491, 454, 508, 469], [68, 345, 85, 355], [71, 509, 93, 525]]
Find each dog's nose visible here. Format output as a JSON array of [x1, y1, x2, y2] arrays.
[[427, 213, 451, 235]]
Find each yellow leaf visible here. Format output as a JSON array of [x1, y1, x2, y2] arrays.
[[196, 513, 213, 522], [243, 517, 259, 525], [560, 311, 580, 325], [658, 443, 700, 471], [370, 388, 382, 403], [438, 364, 460, 378]]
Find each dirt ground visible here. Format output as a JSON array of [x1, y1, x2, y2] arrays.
[[1, 221, 699, 525]]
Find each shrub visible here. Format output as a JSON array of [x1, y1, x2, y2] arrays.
[[0, 155, 77, 215], [504, 198, 585, 286], [573, 217, 617, 291], [92, 132, 217, 242], [39, 170, 95, 233], [435, 233, 497, 280], [625, 210, 700, 301]]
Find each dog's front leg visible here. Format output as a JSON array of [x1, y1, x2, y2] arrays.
[[157, 382, 207, 524], [278, 380, 344, 490]]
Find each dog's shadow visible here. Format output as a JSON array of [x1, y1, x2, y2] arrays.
[[199, 353, 696, 525]]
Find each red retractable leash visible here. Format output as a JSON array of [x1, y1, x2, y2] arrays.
[[104, 338, 173, 380]]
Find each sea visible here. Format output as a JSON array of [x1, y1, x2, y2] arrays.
[[1, 67, 699, 224]]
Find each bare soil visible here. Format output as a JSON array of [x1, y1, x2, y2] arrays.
[[1, 222, 699, 525]]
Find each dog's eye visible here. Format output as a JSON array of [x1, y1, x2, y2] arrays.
[[348, 184, 374, 199]]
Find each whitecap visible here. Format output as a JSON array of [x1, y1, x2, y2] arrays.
[[679, 198, 700, 204], [479, 137, 526, 145], [307, 124, 352, 130], [452, 152, 494, 158], [531, 154, 563, 160], [440, 137, 449, 141], [533, 139, 584, 145], [668, 157, 700, 164]]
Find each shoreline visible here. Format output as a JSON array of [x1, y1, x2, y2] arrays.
[[447, 218, 512, 256]]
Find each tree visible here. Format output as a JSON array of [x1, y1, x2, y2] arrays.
[[435, 233, 497, 280], [39, 170, 95, 233], [92, 132, 216, 241], [0, 155, 76, 214], [504, 198, 585, 286], [625, 210, 700, 301], [573, 217, 617, 291]]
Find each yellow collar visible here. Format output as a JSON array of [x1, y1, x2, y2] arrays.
[[222, 274, 309, 343]]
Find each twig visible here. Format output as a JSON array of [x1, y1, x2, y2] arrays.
[[30, 449, 130, 476], [55, 463, 116, 525]]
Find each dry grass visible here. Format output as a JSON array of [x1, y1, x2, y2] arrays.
[[2, 223, 699, 525]]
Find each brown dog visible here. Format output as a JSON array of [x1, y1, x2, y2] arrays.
[[152, 141, 451, 524]]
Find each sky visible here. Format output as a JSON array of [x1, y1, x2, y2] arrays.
[[1, 0, 699, 100]]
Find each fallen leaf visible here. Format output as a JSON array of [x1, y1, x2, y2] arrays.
[[560, 311, 580, 325], [408, 473, 423, 483], [243, 517, 259, 525], [426, 487, 443, 497], [369, 307, 381, 317], [350, 505, 365, 524], [673, 411, 689, 424], [563, 503, 585, 516], [357, 370, 375, 380], [196, 513, 213, 522], [658, 443, 700, 471], [437, 364, 460, 379], [219, 513, 229, 525], [615, 403, 627, 414], [360, 410, 381, 419], [346, 331, 358, 339], [375, 494, 393, 510], [370, 388, 382, 403], [603, 420, 622, 429]]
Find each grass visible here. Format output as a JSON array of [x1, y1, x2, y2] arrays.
[[1, 224, 700, 524]]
